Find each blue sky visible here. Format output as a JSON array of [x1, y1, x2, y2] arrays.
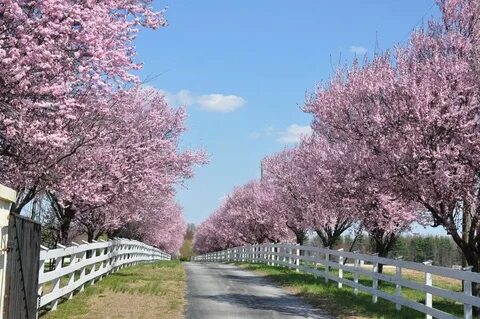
[[135, 0, 443, 234]]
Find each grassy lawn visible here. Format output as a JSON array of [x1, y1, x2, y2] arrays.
[[239, 262, 463, 319], [40, 261, 185, 319]]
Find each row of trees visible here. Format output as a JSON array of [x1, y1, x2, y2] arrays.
[[0, 1, 205, 253], [194, 0, 480, 296]]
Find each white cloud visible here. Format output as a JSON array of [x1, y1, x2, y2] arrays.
[[265, 125, 275, 136], [176, 90, 195, 106], [350, 45, 367, 55], [196, 94, 246, 113], [249, 125, 276, 140], [158, 89, 194, 107], [158, 89, 246, 113], [276, 124, 312, 144]]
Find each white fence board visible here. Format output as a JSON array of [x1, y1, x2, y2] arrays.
[[38, 238, 170, 311]]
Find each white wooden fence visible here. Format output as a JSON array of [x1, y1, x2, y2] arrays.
[[194, 243, 480, 319], [38, 238, 170, 311]]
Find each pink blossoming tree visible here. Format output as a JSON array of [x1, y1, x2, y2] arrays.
[[305, 0, 480, 292]]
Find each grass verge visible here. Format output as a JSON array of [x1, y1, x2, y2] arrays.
[[238, 263, 463, 319], [40, 261, 185, 319]]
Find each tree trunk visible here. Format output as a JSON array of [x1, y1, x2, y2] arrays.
[[58, 207, 76, 245], [86, 229, 96, 258], [377, 250, 389, 274], [462, 206, 472, 268], [295, 231, 307, 245], [343, 232, 362, 265], [369, 230, 398, 274], [316, 229, 339, 249], [87, 230, 95, 243]]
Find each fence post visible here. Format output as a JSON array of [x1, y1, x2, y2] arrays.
[[372, 253, 379, 304], [98, 244, 105, 281], [395, 256, 403, 311], [463, 266, 473, 319], [279, 245, 283, 266], [50, 256, 62, 310], [295, 245, 300, 272], [267, 245, 271, 266], [338, 248, 344, 288], [79, 249, 87, 292], [353, 250, 360, 295], [67, 245, 79, 299], [285, 247, 293, 269], [423, 260, 433, 319], [272, 245, 276, 266], [276, 245, 280, 266], [325, 251, 330, 283], [0, 184, 16, 316], [268, 245, 272, 265]]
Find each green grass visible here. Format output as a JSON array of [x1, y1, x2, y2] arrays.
[[238, 262, 463, 319], [40, 261, 185, 319]]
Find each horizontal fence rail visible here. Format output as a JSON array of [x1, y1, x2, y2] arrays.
[[194, 243, 480, 319], [38, 238, 170, 311]]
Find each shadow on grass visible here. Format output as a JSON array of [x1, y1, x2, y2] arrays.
[[239, 263, 463, 319]]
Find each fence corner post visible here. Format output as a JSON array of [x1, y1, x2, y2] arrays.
[[463, 265, 473, 319], [338, 248, 344, 288], [423, 260, 433, 319]]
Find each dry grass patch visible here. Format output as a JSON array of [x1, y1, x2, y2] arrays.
[[40, 261, 185, 319]]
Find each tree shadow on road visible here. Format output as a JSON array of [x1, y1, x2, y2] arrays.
[[198, 293, 332, 318]]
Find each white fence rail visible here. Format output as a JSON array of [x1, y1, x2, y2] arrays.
[[194, 243, 480, 319], [38, 238, 170, 311]]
